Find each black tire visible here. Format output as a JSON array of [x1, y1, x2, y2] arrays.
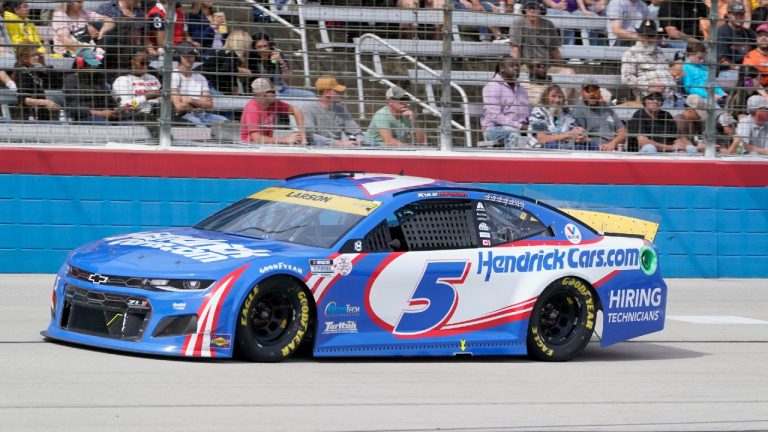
[[236, 277, 312, 362], [527, 277, 596, 362]]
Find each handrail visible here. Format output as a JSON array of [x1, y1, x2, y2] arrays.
[[244, 0, 311, 89], [354, 33, 473, 148]]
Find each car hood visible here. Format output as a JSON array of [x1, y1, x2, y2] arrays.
[[67, 227, 322, 278]]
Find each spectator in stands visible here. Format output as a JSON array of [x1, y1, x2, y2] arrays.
[[95, 0, 144, 74], [240, 77, 306, 145], [543, 0, 598, 46], [627, 91, 691, 152], [303, 76, 363, 147], [14, 43, 60, 121], [52, 0, 115, 57], [668, 59, 687, 107], [702, 0, 751, 39], [146, 1, 197, 58], [521, 61, 553, 107], [724, 94, 768, 154], [605, 0, 649, 46], [715, 111, 738, 147], [620, 20, 677, 104], [509, 0, 575, 73], [396, 0, 418, 40], [63, 48, 118, 123], [170, 41, 228, 127], [717, 1, 754, 74], [112, 49, 161, 136], [657, 0, 709, 49], [3, 1, 46, 56], [742, 24, 768, 96], [571, 80, 627, 151], [527, 84, 591, 149], [681, 41, 727, 104], [481, 56, 530, 148], [0, 70, 16, 93], [751, 0, 768, 34], [674, 94, 706, 151], [726, 65, 759, 115], [200, 29, 252, 96], [249, 32, 315, 99], [364, 86, 426, 147], [187, 2, 227, 54]]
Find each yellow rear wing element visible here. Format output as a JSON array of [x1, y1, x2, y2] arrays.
[[250, 187, 382, 216], [560, 209, 659, 242]]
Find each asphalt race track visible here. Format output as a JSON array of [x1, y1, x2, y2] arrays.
[[1, 275, 767, 432]]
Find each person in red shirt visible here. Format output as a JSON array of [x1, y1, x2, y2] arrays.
[[743, 23, 768, 93], [240, 78, 306, 144], [146, 1, 197, 57]]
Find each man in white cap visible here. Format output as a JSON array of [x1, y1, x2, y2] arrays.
[[674, 94, 706, 152], [725, 94, 768, 155], [363, 86, 426, 147], [241, 78, 306, 145], [302, 76, 362, 147]]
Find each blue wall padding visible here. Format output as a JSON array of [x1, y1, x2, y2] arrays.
[[1, 174, 766, 277]]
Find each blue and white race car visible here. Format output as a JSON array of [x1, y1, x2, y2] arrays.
[[44, 172, 667, 362]]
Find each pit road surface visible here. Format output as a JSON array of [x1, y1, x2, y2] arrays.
[[1, 275, 766, 432]]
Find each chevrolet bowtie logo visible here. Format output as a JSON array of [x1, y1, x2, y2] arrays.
[[88, 274, 109, 284]]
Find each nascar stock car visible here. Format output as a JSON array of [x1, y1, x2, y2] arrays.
[[44, 172, 667, 362]]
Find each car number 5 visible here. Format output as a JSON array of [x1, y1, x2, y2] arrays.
[[393, 261, 470, 336]]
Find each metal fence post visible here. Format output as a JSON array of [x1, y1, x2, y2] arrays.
[[440, 1, 453, 151], [158, 5, 176, 148]]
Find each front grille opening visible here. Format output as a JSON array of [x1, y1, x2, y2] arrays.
[[152, 315, 199, 338], [60, 285, 151, 341]]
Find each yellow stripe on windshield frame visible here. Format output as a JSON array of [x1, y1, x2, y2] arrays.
[[249, 187, 382, 216]]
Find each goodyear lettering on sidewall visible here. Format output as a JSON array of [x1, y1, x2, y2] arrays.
[[477, 247, 640, 281]]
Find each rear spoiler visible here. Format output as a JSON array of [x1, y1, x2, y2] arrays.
[[560, 209, 659, 242]]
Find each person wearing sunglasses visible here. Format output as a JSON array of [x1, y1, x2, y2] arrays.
[[571, 80, 627, 151], [112, 49, 162, 137]]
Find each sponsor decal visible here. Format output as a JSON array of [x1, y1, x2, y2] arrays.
[[310, 259, 334, 276], [482, 239, 492, 246], [477, 247, 640, 281], [172, 302, 187, 311], [325, 302, 361, 316], [476, 202, 485, 211], [250, 187, 381, 216], [478, 222, 490, 232], [605, 287, 663, 323], [354, 240, 363, 252], [105, 232, 270, 263], [483, 194, 525, 208], [323, 320, 358, 334], [479, 232, 491, 238], [259, 262, 303, 275], [333, 256, 353, 276], [209, 334, 231, 349], [565, 223, 582, 244], [417, 191, 469, 198]]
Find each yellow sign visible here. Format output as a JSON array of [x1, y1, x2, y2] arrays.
[[460, 340, 467, 352], [561, 209, 659, 242], [250, 187, 382, 216]]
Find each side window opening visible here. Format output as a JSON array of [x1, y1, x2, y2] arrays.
[[484, 201, 549, 244]]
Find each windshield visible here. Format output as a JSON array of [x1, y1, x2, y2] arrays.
[[195, 187, 380, 248]]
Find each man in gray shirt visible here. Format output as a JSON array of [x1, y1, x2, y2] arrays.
[[303, 76, 362, 147], [571, 80, 627, 151]]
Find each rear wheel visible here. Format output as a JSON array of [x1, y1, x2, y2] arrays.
[[236, 277, 312, 362], [527, 278, 596, 361]]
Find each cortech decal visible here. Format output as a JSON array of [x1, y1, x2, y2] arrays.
[[259, 262, 303, 275], [250, 187, 382, 216], [478, 247, 640, 281], [105, 232, 269, 263]]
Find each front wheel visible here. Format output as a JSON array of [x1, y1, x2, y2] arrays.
[[527, 278, 596, 362], [236, 277, 312, 362]]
